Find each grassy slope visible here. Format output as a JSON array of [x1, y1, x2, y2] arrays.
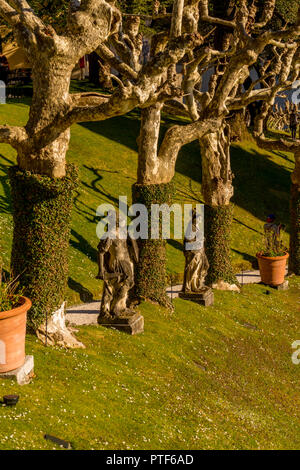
[[0, 279, 299, 450], [0, 88, 299, 450], [0, 92, 294, 305]]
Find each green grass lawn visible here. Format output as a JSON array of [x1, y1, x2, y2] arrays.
[[0, 279, 299, 450], [0, 92, 295, 305], [0, 89, 299, 451]]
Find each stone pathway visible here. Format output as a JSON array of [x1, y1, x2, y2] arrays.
[[66, 301, 99, 326], [66, 269, 263, 326], [236, 269, 262, 285]]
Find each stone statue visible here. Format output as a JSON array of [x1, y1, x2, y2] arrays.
[[96, 221, 144, 334], [182, 245, 209, 293], [179, 209, 214, 306]]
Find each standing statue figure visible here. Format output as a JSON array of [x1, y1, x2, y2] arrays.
[[182, 209, 209, 293], [96, 219, 144, 334], [183, 244, 209, 293], [179, 209, 214, 306]]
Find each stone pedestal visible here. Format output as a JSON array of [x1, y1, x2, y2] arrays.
[[273, 280, 289, 291], [98, 312, 144, 335], [179, 287, 214, 306], [0, 355, 34, 385], [262, 280, 289, 290]]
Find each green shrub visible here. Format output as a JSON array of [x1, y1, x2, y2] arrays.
[[205, 204, 237, 285], [8, 164, 78, 329], [289, 184, 300, 274], [132, 182, 175, 307]]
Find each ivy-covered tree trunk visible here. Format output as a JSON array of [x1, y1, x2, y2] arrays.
[[133, 104, 173, 307], [199, 124, 238, 290], [289, 150, 300, 275], [289, 184, 300, 275], [133, 182, 174, 307], [9, 165, 83, 347]]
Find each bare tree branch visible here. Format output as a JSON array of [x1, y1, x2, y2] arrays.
[[67, 0, 122, 56], [199, 0, 236, 29], [9, 0, 46, 32], [0, 125, 27, 148], [97, 44, 138, 81], [254, 0, 276, 29], [155, 118, 222, 183], [171, 0, 184, 38], [0, 0, 20, 25]]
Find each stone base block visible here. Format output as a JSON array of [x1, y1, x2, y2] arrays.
[[273, 280, 289, 291], [179, 287, 214, 306], [98, 312, 144, 335], [0, 355, 34, 385], [261, 280, 289, 290]]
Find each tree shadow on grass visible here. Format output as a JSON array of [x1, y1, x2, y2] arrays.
[[68, 277, 94, 303], [70, 229, 98, 262], [168, 239, 184, 252], [79, 114, 140, 153], [81, 165, 121, 205], [272, 151, 294, 164], [233, 217, 262, 235], [232, 249, 258, 269], [230, 145, 292, 232], [73, 166, 124, 225], [79, 117, 292, 232]]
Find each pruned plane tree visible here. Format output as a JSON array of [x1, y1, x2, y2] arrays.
[[0, 1, 299, 346], [0, 0, 202, 346], [98, 1, 299, 294]]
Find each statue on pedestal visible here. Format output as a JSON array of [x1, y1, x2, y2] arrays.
[[96, 220, 144, 334], [179, 209, 214, 306]]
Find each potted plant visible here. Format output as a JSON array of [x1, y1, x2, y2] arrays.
[[256, 223, 289, 287], [0, 273, 31, 373]]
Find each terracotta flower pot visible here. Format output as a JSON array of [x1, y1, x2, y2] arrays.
[[256, 252, 289, 287], [0, 297, 31, 373]]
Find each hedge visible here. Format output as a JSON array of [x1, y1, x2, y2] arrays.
[[289, 184, 300, 275], [204, 204, 237, 286], [9, 164, 78, 329], [132, 182, 175, 307]]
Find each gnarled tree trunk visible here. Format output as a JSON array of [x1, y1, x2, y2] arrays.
[[17, 59, 74, 178]]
